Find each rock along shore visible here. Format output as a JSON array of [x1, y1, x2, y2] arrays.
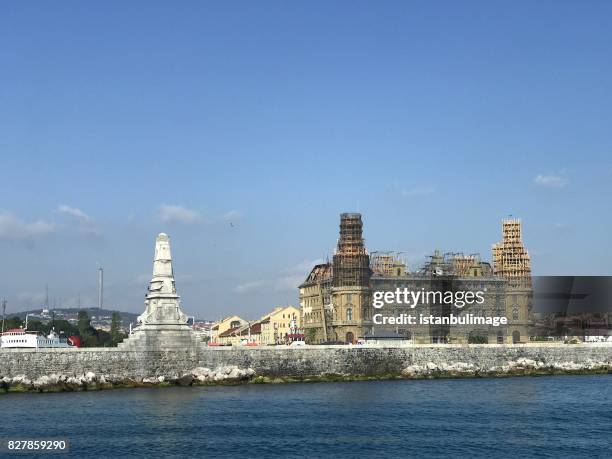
[[1, 344, 611, 393], [1, 366, 256, 393]]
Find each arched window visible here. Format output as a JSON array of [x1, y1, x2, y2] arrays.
[[497, 330, 504, 344], [346, 308, 353, 321], [512, 305, 519, 321], [512, 330, 521, 344]]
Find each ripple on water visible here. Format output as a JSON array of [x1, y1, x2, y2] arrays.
[[1, 375, 611, 458]]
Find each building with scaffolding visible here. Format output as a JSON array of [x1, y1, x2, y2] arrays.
[[300, 214, 533, 344], [370, 252, 408, 277], [329, 213, 373, 344], [492, 218, 533, 343], [301, 213, 373, 344], [492, 218, 531, 278], [370, 250, 509, 344]]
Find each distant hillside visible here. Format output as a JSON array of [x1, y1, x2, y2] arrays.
[[3, 307, 140, 329], [2, 307, 211, 329]]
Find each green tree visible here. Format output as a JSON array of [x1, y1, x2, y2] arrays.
[[77, 310, 93, 338], [85, 334, 99, 347], [110, 312, 122, 345], [53, 319, 79, 337], [3, 316, 23, 331], [26, 319, 46, 332], [305, 328, 318, 344], [468, 335, 488, 344]]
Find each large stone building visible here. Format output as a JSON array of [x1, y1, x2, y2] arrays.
[[301, 213, 373, 344], [300, 213, 533, 344], [370, 251, 511, 344]]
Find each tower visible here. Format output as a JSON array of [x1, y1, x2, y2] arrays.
[[333, 213, 371, 288], [492, 219, 531, 278], [330, 213, 372, 343], [492, 218, 533, 343]]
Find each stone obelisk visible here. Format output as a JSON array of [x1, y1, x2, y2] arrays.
[[118, 233, 199, 350]]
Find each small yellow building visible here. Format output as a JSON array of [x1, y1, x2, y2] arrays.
[[213, 306, 302, 346], [217, 321, 262, 346], [211, 315, 247, 343], [259, 305, 302, 345]]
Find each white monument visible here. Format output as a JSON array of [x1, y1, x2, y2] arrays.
[[118, 233, 200, 350]]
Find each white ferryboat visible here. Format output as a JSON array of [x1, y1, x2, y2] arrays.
[[0, 328, 73, 349]]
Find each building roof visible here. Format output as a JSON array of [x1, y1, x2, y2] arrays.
[[238, 322, 262, 336], [218, 326, 242, 338], [220, 321, 265, 338], [213, 315, 246, 331], [301, 263, 332, 286]]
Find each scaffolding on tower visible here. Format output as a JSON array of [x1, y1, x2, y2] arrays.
[[492, 218, 532, 287], [332, 213, 371, 287]]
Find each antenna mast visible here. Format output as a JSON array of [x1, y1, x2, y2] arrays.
[[98, 266, 104, 310], [1, 298, 6, 333]]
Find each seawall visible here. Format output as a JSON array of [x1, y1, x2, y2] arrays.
[[1, 344, 611, 391]]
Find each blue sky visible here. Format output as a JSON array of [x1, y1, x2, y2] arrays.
[[1, 1, 611, 320]]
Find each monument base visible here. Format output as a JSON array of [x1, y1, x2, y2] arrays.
[[117, 325, 202, 351]]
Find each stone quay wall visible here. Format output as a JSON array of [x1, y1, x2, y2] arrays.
[[1, 344, 612, 383]]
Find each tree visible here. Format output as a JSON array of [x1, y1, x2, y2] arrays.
[[77, 310, 93, 338], [468, 335, 488, 344], [2, 316, 23, 331], [86, 334, 99, 347], [305, 328, 318, 344], [110, 312, 122, 345], [53, 319, 79, 337], [26, 319, 45, 332]]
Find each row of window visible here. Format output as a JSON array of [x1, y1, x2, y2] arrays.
[[305, 308, 355, 322]]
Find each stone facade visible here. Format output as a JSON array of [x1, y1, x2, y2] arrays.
[[372, 253, 517, 345], [1, 344, 611, 382], [301, 263, 333, 343]]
